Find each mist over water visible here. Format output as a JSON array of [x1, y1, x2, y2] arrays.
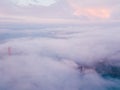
[[0, 25, 120, 90]]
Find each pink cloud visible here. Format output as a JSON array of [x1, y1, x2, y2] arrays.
[[73, 7, 111, 19], [67, 0, 111, 19]]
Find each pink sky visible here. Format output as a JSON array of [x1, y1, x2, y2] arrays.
[[0, 0, 120, 24]]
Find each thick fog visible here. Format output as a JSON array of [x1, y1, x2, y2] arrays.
[[0, 25, 120, 90]]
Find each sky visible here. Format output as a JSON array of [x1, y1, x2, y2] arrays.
[[0, 0, 120, 24]]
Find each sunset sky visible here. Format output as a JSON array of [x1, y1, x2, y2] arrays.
[[0, 0, 120, 24]]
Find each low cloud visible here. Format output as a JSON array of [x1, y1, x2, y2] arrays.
[[0, 25, 120, 90]]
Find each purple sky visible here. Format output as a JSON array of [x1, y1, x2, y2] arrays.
[[0, 0, 120, 24]]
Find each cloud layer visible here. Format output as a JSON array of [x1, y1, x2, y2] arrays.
[[0, 25, 120, 90]]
